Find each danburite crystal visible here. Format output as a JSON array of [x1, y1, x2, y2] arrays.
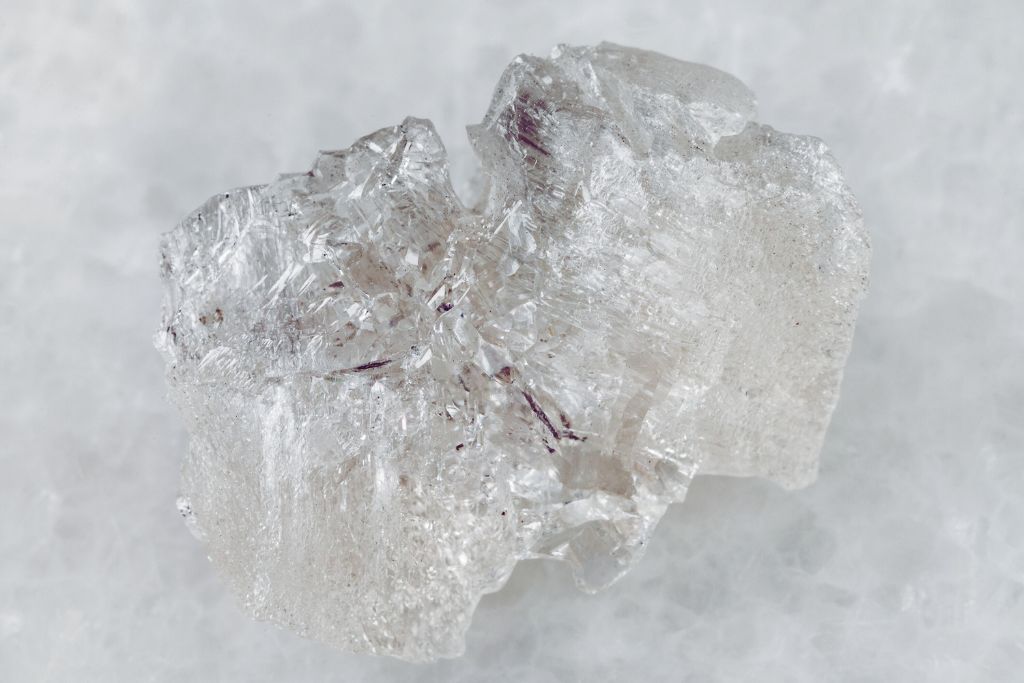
[[156, 43, 869, 660]]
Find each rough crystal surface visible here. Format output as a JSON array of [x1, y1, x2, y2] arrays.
[[156, 43, 869, 661]]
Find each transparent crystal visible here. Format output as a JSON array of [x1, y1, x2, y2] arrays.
[[156, 43, 869, 661]]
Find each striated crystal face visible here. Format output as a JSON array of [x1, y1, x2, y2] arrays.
[[156, 43, 869, 661]]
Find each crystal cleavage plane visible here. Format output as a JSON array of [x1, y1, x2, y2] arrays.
[[156, 43, 870, 661]]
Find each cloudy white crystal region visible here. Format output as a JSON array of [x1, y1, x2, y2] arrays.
[[156, 43, 869, 661]]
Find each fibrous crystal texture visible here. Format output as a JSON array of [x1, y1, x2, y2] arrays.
[[156, 43, 869, 661]]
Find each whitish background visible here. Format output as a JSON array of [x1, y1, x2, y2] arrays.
[[2, 1, 1022, 681]]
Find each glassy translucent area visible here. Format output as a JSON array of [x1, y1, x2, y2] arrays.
[[156, 43, 869, 660]]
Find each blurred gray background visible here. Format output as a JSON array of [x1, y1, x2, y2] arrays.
[[2, 1, 1022, 681]]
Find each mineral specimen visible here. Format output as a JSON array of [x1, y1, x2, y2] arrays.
[[156, 43, 869, 661]]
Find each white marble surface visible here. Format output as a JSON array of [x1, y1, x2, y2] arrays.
[[2, 1, 1022, 681]]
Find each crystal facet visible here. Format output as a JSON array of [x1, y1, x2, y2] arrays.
[[157, 43, 869, 661]]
